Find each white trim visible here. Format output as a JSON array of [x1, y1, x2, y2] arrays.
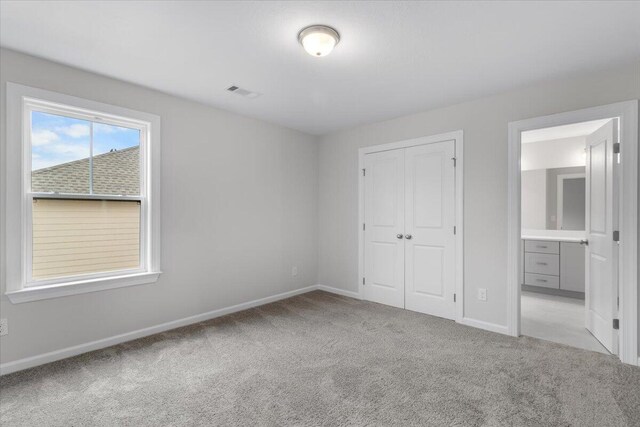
[[458, 317, 509, 336], [508, 100, 638, 365], [454, 132, 465, 322], [4, 82, 161, 301], [358, 131, 462, 155], [5, 272, 161, 304], [556, 172, 586, 230], [0, 285, 318, 375], [507, 118, 521, 338], [357, 130, 465, 322], [28, 193, 144, 201], [316, 284, 362, 299]]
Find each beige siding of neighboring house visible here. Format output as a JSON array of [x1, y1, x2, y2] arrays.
[[32, 199, 140, 280]]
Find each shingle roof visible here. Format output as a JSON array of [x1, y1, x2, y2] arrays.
[[32, 146, 140, 195]]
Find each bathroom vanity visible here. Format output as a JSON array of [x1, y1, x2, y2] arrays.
[[521, 230, 586, 297]]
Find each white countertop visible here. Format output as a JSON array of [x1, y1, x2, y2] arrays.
[[521, 229, 585, 243]]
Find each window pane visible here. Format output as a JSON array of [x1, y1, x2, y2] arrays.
[[93, 123, 140, 195], [31, 199, 141, 281], [31, 111, 91, 194]]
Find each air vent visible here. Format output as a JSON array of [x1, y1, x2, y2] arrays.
[[226, 85, 261, 99]]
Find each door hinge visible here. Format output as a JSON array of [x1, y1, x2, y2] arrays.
[[613, 142, 620, 154], [453, 293, 456, 302], [363, 223, 366, 231], [362, 168, 366, 176], [453, 226, 456, 235], [613, 230, 620, 242], [613, 319, 619, 330], [451, 157, 457, 167], [363, 277, 365, 285]]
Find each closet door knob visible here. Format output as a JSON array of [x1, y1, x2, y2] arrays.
[[396, 234, 404, 239], [405, 234, 412, 240]]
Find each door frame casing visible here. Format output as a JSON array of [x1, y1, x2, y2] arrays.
[[357, 130, 464, 322], [507, 100, 638, 365]]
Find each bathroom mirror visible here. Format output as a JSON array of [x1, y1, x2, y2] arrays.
[[521, 167, 586, 231]]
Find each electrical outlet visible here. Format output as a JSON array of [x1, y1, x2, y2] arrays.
[[0, 318, 8, 336], [478, 288, 487, 301], [291, 266, 298, 277]]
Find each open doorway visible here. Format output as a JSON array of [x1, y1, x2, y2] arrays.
[[519, 119, 610, 353], [507, 101, 638, 366]]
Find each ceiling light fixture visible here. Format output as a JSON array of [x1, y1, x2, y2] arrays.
[[298, 25, 340, 57]]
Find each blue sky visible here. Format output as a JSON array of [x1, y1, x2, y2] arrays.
[[31, 111, 140, 170]]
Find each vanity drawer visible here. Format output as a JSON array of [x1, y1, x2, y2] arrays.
[[524, 240, 559, 254], [524, 273, 559, 289], [525, 252, 559, 275]]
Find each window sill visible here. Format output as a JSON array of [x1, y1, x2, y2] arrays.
[[5, 272, 162, 304]]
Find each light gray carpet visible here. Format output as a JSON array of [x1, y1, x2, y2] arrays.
[[1, 291, 639, 426]]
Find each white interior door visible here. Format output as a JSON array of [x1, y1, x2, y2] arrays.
[[585, 119, 618, 353], [404, 141, 456, 319], [363, 150, 405, 308]]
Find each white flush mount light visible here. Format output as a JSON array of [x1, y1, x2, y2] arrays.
[[298, 25, 340, 57]]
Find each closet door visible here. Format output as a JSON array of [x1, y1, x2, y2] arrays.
[[404, 140, 456, 319], [363, 150, 405, 308]]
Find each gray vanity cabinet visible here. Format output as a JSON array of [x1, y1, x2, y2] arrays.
[[521, 239, 585, 294], [559, 242, 585, 292]]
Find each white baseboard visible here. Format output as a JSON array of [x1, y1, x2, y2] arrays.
[[1, 284, 550, 376], [316, 284, 361, 299], [320, 285, 511, 338], [458, 317, 510, 336], [319, 286, 512, 338], [0, 285, 318, 376]]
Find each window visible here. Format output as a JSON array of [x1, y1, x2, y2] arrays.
[[5, 84, 161, 303]]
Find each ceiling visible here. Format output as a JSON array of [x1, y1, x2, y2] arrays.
[[521, 119, 611, 144], [1, 1, 639, 135]]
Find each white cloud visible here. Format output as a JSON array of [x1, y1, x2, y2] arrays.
[[31, 129, 60, 146], [32, 143, 90, 170], [31, 123, 90, 147], [47, 142, 89, 157], [94, 123, 129, 134], [57, 123, 90, 138], [32, 158, 54, 171], [31, 124, 90, 151]]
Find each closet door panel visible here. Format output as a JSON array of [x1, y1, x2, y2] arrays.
[[363, 150, 405, 308], [404, 140, 456, 319]]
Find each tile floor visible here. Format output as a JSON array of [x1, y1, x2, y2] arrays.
[[521, 290, 609, 354]]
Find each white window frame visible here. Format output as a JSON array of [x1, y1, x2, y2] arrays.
[[4, 83, 161, 303]]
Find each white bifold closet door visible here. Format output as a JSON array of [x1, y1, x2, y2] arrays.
[[363, 149, 405, 308], [404, 142, 456, 319], [364, 140, 456, 319]]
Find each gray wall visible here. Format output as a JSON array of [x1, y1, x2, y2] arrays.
[[521, 169, 546, 230], [562, 178, 585, 231], [546, 166, 586, 230], [0, 48, 319, 364], [317, 61, 640, 335]]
